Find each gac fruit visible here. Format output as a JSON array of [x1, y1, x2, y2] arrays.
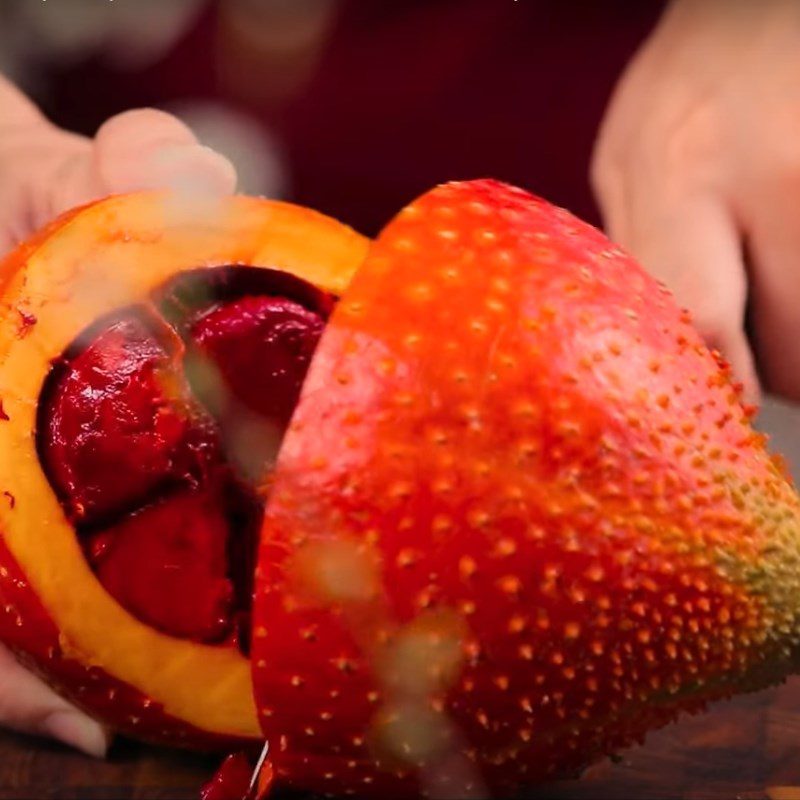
[[0, 193, 366, 747], [2, 182, 800, 799]]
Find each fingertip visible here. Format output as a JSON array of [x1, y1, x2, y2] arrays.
[[142, 142, 238, 197], [41, 709, 110, 759], [715, 330, 761, 411], [741, 375, 762, 412], [0, 644, 110, 757]]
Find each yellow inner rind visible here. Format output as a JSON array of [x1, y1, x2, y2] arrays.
[[0, 192, 366, 737]]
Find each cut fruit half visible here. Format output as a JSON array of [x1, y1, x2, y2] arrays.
[[249, 180, 800, 796], [0, 193, 367, 746]]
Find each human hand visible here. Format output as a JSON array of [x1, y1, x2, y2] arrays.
[[0, 76, 236, 757], [592, 0, 800, 403], [0, 76, 236, 254]]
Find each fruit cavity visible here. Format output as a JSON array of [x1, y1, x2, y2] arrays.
[[38, 266, 331, 646]]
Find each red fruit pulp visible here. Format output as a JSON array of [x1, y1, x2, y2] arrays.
[[188, 296, 326, 482], [86, 488, 234, 642], [190, 295, 325, 425], [38, 267, 331, 646], [43, 312, 218, 524]]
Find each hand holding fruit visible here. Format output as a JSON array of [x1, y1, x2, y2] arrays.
[[592, 0, 800, 402], [0, 74, 237, 756], [0, 75, 236, 254]]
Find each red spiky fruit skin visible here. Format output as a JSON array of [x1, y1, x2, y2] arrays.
[[251, 180, 800, 797]]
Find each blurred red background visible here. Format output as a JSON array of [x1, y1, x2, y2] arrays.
[[6, 0, 664, 236]]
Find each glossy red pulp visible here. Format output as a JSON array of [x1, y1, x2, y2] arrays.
[[37, 267, 332, 649]]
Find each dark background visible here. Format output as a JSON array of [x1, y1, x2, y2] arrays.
[[4, 0, 665, 235]]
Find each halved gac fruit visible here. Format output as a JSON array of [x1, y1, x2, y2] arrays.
[[0, 193, 367, 747]]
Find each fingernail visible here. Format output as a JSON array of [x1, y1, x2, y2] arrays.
[[43, 710, 109, 758], [144, 142, 237, 197]]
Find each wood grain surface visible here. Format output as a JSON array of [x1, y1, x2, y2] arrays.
[[0, 676, 797, 800]]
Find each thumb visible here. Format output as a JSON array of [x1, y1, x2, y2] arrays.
[[0, 643, 109, 757], [52, 108, 237, 213]]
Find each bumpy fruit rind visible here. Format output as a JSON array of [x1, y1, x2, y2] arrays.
[[251, 180, 800, 796]]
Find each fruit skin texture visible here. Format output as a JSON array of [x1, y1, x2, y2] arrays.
[[252, 180, 800, 796], [0, 192, 367, 747]]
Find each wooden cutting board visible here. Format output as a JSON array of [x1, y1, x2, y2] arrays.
[[0, 676, 798, 800]]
